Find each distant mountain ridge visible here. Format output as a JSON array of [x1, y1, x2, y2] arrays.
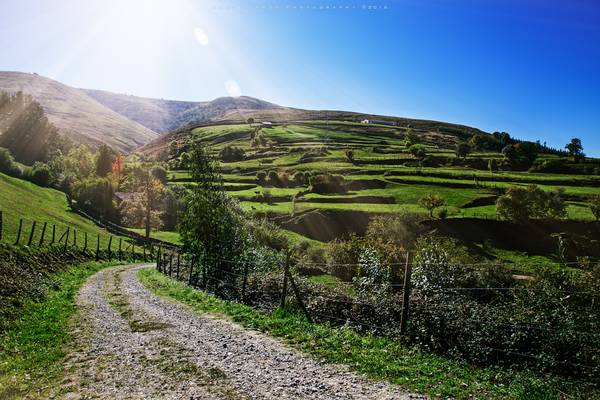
[[0, 72, 291, 152], [83, 89, 287, 133], [0, 71, 488, 154], [0, 71, 157, 152]]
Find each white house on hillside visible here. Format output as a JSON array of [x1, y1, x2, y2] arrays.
[[360, 119, 398, 126]]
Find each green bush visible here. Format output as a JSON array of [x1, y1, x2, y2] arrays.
[[292, 171, 307, 186], [0, 147, 23, 178], [409, 144, 427, 159], [150, 165, 168, 184], [309, 173, 347, 194], [325, 235, 362, 281], [219, 145, 245, 162], [72, 177, 116, 220], [496, 185, 566, 222], [30, 162, 52, 187], [256, 170, 267, 183]]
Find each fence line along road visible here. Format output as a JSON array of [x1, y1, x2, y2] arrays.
[[154, 247, 599, 375], [0, 211, 174, 264]]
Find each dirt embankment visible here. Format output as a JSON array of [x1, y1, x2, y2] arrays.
[[279, 210, 600, 260], [423, 219, 600, 259]]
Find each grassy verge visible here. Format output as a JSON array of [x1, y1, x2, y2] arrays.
[[127, 227, 182, 245], [139, 268, 576, 400], [0, 260, 119, 399]]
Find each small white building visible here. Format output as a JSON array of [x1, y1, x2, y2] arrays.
[[361, 119, 397, 126], [261, 121, 273, 127]]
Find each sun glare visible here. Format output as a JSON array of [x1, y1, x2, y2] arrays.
[[225, 80, 242, 97], [193, 28, 209, 46]]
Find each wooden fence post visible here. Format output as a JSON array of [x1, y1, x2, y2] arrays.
[[400, 253, 412, 334], [107, 236, 113, 260], [131, 243, 135, 259], [169, 253, 173, 276], [156, 247, 162, 271], [0, 210, 3, 241], [95, 234, 100, 260], [57, 227, 68, 244], [288, 271, 312, 323], [38, 222, 47, 246], [176, 253, 180, 280], [202, 255, 207, 288], [50, 224, 56, 245], [188, 256, 195, 285], [118, 238, 122, 260], [14, 218, 23, 245], [280, 251, 290, 309], [63, 227, 70, 251], [143, 243, 147, 262], [241, 260, 249, 303], [27, 221, 36, 247], [83, 232, 88, 252], [73, 230, 77, 248]]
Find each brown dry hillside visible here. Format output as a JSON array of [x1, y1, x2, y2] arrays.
[[0, 71, 157, 152], [83, 89, 290, 133], [81, 89, 199, 133]]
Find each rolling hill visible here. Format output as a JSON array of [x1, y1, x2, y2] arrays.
[[0, 71, 498, 157], [0, 171, 122, 248], [0, 72, 157, 152], [82, 89, 288, 133], [2, 71, 490, 155], [139, 120, 600, 266]]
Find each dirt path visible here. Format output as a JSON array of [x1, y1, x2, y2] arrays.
[[56, 264, 421, 399]]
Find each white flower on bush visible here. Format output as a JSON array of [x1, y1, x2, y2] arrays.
[[355, 247, 388, 292], [412, 239, 468, 291]]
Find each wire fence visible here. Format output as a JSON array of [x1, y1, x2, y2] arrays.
[[0, 210, 171, 263], [155, 248, 600, 377], [8, 205, 595, 377]]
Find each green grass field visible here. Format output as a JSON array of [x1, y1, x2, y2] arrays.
[[163, 122, 599, 223], [0, 172, 128, 248]]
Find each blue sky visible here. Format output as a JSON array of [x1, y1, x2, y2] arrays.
[[0, 0, 599, 155]]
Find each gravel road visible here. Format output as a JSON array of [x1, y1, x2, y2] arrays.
[[57, 264, 422, 399]]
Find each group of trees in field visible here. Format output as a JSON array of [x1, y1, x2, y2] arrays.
[[254, 169, 346, 194], [220, 145, 246, 162], [0, 133, 182, 236], [400, 124, 592, 174], [0, 91, 63, 164], [416, 185, 588, 223], [496, 185, 567, 222]]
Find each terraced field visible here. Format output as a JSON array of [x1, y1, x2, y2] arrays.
[[136, 120, 600, 262], [156, 121, 599, 220]]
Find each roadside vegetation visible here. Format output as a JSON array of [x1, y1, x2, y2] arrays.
[[140, 268, 595, 399], [154, 141, 599, 399], [0, 254, 120, 399]]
